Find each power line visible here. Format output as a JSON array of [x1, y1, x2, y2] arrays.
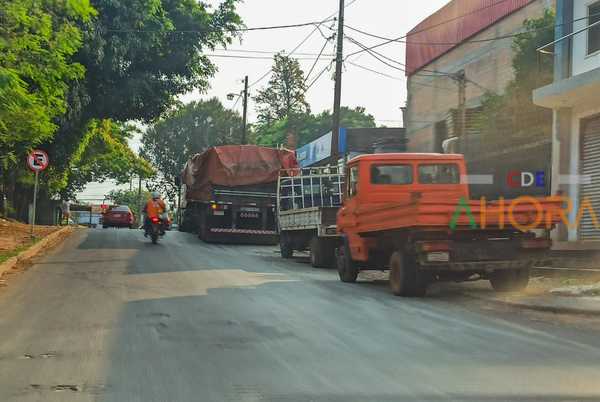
[[346, 61, 403, 81], [207, 54, 333, 61], [344, 35, 409, 74], [346, 59, 453, 91], [305, 61, 334, 92], [214, 48, 335, 57], [304, 36, 334, 85], [232, 92, 243, 110], [106, 19, 335, 34], [249, 0, 359, 89], [344, 0, 515, 58], [345, 11, 600, 48], [344, 34, 450, 77]]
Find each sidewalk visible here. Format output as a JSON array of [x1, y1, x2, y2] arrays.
[[462, 276, 600, 316]]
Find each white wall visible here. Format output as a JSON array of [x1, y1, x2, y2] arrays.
[[572, 0, 600, 76]]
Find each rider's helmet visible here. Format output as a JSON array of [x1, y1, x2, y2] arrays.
[[151, 191, 160, 200]]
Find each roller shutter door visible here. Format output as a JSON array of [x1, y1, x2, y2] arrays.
[[580, 116, 600, 240]]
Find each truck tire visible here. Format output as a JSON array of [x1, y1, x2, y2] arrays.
[[490, 269, 530, 292], [280, 234, 293, 259], [337, 241, 359, 283], [198, 209, 211, 242], [389, 251, 427, 297], [310, 237, 335, 268]]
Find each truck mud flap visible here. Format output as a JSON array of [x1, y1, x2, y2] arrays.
[[420, 259, 550, 272], [201, 228, 279, 245]]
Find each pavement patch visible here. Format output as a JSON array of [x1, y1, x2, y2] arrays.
[[113, 269, 296, 302]]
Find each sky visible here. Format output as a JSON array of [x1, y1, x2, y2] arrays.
[[78, 0, 449, 203]]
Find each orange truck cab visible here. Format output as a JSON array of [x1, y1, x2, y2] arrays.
[[336, 153, 563, 297]]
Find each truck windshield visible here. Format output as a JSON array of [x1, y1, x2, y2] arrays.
[[418, 164, 460, 184], [371, 165, 413, 185]]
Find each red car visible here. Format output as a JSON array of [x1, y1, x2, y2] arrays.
[[102, 205, 135, 229]]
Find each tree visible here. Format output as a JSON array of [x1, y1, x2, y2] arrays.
[[48, 0, 243, 195], [297, 107, 376, 146], [55, 120, 154, 198], [141, 98, 243, 200], [477, 10, 555, 145], [2, 0, 243, 221], [254, 53, 310, 125], [252, 106, 377, 148], [0, 0, 95, 168]]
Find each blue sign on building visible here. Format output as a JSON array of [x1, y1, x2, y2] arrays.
[[296, 128, 347, 167]]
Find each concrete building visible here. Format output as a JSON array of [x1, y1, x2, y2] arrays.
[[405, 0, 554, 152], [534, 0, 600, 245]]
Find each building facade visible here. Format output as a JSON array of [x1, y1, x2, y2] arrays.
[[406, 0, 554, 152], [534, 0, 600, 245]]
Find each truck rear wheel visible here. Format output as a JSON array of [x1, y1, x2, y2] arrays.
[[280, 234, 293, 259], [490, 269, 530, 292], [310, 237, 335, 268], [389, 251, 427, 297], [337, 241, 359, 283]]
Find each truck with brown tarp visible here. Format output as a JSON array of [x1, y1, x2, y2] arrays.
[[180, 145, 298, 244]]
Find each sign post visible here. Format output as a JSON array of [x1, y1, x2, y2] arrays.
[[27, 150, 49, 237]]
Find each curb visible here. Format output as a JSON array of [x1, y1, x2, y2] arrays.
[[0, 226, 75, 279], [463, 291, 600, 317]]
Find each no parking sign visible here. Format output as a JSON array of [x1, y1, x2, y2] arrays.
[[27, 150, 49, 172], [27, 150, 50, 237]]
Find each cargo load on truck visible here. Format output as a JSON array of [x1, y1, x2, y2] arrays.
[[180, 145, 298, 243]]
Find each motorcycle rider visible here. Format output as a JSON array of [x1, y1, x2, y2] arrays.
[[144, 191, 167, 237]]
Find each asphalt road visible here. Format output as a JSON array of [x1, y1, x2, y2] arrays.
[[1, 229, 600, 402]]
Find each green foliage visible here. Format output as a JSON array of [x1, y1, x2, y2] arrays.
[[254, 53, 310, 125], [45, 0, 243, 195], [0, 0, 95, 168], [75, 0, 242, 123], [252, 106, 377, 148], [1, 0, 243, 222], [107, 188, 151, 220], [141, 98, 243, 200], [57, 119, 154, 197], [477, 9, 555, 146]]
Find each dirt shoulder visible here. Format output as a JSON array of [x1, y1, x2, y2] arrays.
[[0, 218, 62, 263]]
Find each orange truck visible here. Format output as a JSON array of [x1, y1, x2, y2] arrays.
[[336, 153, 563, 297]]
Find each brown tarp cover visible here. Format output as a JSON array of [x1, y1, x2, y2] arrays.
[[182, 145, 298, 201]]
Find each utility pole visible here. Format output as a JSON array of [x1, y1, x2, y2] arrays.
[[331, 0, 345, 165], [242, 76, 249, 145], [451, 70, 467, 154]]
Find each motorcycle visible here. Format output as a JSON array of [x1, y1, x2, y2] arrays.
[[148, 216, 164, 244]]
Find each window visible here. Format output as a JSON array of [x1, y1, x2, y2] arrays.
[[348, 166, 359, 197], [588, 2, 600, 55], [371, 165, 413, 185], [418, 164, 460, 184], [111, 206, 130, 212]]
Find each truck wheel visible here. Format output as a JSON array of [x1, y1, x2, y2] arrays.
[[280, 235, 293, 259], [310, 237, 335, 268], [490, 269, 530, 292], [389, 251, 427, 297], [337, 242, 359, 283], [198, 210, 210, 241]]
